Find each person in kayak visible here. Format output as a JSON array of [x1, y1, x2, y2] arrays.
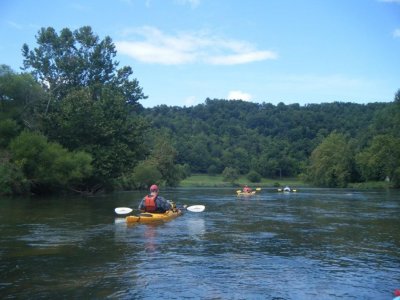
[[243, 185, 252, 193], [138, 184, 172, 213], [283, 186, 291, 192]]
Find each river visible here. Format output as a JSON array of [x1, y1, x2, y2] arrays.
[[0, 188, 399, 299]]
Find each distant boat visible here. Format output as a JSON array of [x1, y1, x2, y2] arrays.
[[277, 186, 297, 193], [237, 190, 256, 196], [236, 187, 261, 196]]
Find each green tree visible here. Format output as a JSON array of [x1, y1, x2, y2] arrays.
[[394, 89, 400, 104], [20, 27, 148, 192], [132, 160, 162, 190], [179, 134, 212, 173], [306, 132, 354, 187], [0, 150, 29, 195], [371, 90, 400, 139], [9, 130, 92, 194], [0, 65, 46, 130], [222, 167, 239, 184], [43, 88, 148, 189], [228, 147, 250, 174], [0, 119, 20, 148], [247, 170, 261, 183], [356, 134, 400, 185], [22, 26, 146, 105], [207, 165, 218, 175], [150, 134, 184, 186]]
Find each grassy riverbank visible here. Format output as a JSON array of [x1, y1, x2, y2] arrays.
[[179, 174, 307, 188], [348, 181, 391, 189], [179, 174, 394, 190]]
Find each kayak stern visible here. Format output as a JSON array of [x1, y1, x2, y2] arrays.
[[126, 209, 182, 224]]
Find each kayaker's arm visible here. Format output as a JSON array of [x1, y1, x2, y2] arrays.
[[156, 196, 172, 211], [138, 197, 146, 211]]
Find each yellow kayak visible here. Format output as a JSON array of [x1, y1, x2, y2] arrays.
[[125, 209, 182, 224], [236, 191, 257, 196]]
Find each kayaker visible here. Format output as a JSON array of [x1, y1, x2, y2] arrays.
[[243, 185, 252, 193], [138, 184, 172, 213], [283, 186, 291, 192]]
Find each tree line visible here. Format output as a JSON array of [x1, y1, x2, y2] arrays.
[[144, 97, 400, 188], [1, 26, 399, 195]]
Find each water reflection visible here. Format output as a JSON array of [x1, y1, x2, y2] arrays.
[[143, 224, 158, 253]]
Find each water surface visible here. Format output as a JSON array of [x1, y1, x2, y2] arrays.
[[1, 188, 399, 299]]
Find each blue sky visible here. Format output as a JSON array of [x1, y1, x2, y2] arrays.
[[1, 0, 400, 107]]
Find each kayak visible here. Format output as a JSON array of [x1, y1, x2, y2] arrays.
[[237, 191, 257, 196], [277, 188, 297, 192], [125, 209, 182, 224]]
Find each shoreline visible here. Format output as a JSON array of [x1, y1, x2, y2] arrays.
[[179, 174, 308, 188], [179, 174, 393, 189]]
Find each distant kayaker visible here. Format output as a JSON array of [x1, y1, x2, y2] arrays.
[[243, 185, 252, 193], [138, 184, 172, 213]]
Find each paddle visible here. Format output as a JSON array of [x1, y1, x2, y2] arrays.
[[115, 207, 133, 214], [114, 204, 205, 215], [185, 205, 205, 212]]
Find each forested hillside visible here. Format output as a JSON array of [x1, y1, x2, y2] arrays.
[[144, 99, 391, 177]]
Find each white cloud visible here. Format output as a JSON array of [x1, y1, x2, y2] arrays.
[[207, 51, 277, 65], [393, 28, 400, 38], [116, 40, 196, 64], [116, 26, 278, 65], [227, 90, 252, 101]]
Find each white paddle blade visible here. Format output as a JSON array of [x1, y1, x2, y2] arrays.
[[186, 205, 205, 212], [115, 207, 133, 214]]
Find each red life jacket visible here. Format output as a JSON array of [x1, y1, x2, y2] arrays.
[[144, 195, 157, 212]]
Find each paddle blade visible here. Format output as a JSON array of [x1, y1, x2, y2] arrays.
[[186, 205, 205, 212], [115, 207, 133, 214], [256, 187, 261, 191]]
